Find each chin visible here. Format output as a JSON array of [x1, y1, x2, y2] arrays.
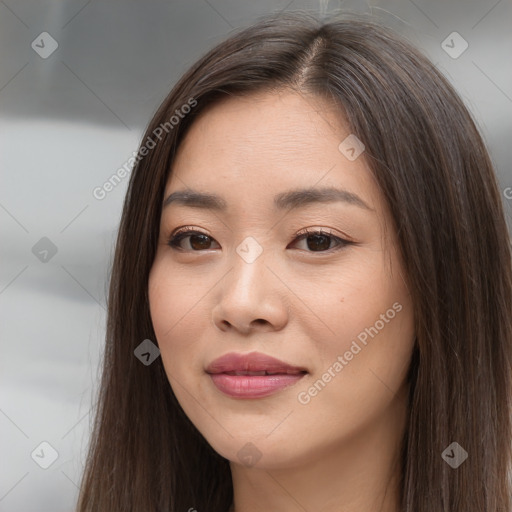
[[198, 425, 311, 470]]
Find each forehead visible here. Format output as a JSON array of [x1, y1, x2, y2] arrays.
[[175, 90, 346, 167], [166, 89, 380, 212]]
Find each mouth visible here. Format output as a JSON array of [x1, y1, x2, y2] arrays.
[[221, 370, 305, 376], [206, 352, 308, 399]]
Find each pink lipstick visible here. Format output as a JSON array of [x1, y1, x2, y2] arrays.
[[206, 352, 307, 399]]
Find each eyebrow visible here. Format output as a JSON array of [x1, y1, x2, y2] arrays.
[[162, 186, 373, 212]]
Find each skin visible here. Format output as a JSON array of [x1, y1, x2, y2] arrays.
[[148, 89, 416, 512]]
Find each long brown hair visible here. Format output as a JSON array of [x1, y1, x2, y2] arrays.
[[77, 11, 512, 512]]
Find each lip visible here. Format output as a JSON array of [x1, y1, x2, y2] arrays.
[[206, 351, 308, 399]]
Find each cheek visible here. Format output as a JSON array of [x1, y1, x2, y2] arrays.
[[148, 259, 213, 386], [294, 302, 414, 445], [149, 258, 204, 339], [301, 253, 414, 406], [305, 256, 403, 354], [148, 263, 188, 368]]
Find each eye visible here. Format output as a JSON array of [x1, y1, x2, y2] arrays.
[[289, 228, 350, 252], [167, 227, 351, 253], [167, 227, 219, 251]]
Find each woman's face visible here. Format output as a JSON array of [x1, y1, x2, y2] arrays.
[[148, 89, 415, 469]]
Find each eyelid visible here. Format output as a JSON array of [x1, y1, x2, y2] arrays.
[[291, 227, 350, 251], [172, 225, 208, 237], [168, 226, 218, 251], [294, 226, 346, 240]]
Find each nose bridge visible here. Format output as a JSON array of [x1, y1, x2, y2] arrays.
[[212, 234, 287, 332], [227, 235, 268, 298]]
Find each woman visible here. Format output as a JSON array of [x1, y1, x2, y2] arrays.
[[77, 11, 512, 512]]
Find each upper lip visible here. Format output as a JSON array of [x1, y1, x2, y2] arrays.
[[206, 351, 308, 375]]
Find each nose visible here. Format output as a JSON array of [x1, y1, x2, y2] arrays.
[[211, 247, 288, 335]]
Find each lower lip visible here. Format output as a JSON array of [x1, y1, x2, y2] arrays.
[[209, 373, 306, 398]]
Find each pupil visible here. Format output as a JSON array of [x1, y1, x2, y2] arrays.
[[190, 234, 211, 250], [307, 234, 330, 251]]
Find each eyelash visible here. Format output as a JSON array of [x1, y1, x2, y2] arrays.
[[166, 226, 352, 253]]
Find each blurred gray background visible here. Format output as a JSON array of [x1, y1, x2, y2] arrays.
[[0, 0, 511, 510]]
